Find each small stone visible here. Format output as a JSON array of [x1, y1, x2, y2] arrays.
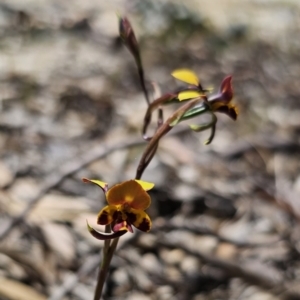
[[164, 266, 182, 282], [137, 233, 157, 249], [160, 248, 185, 265], [140, 253, 161, 274], [215, 242, 237, 259], [113, 268, 130, 286], [180, 256, 200, 274], [127, 292, 152, 300], [156, 285, 174, 300], [178, 165, 199, 183], [293, 175, 300, 194], [219, 216, 251, 243], [242, 286, 279, 300], [195, 236, 218, 254], [8, 178, 40, 202], [0, 162, 13, 188]]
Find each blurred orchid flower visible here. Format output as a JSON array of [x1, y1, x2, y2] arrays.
[[172, 69, 237, 120], [171, 69, 237, 144]]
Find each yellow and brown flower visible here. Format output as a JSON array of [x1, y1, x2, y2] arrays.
[[83, 179, 154, 240], [172, 69, 238, 120]]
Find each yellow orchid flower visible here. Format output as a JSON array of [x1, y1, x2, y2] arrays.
[[172, 69, 238, 120], [83, 179, 154, 240]]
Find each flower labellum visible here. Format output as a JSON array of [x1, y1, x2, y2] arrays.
[[208, 76, 238, 120]]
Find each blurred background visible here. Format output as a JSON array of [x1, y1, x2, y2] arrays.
[[0, 0, 300, 299]]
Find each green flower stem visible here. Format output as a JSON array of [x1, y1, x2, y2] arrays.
[[93, 233, 120, 300], [104, 225, 111, 253]]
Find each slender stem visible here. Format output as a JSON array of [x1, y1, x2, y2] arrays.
[[93, 262, 105, 300], [137, 98, 201, 179], [103, 225, 111, 253], [93, 234, 120, 300]]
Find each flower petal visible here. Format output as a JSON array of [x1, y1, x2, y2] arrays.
[[178, 90, 203, 101], [82, 178, 108, 193], [97, 205, 118, 225], [189, 112, 217, 144], [135, 180, 154, 191], [220, 75, 233, 103], [127, 209, 152, 232], [113, 221, 133, 233], [86, 221, 126, 240], [171, 69, 200, 86], [215, 104, 238, 120], [107, 180, 151, 210]]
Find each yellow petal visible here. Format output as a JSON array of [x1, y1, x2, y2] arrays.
[[82, 178, 108, 192], [97, 205, 117, 225], [127, 208, 152, 232], [178, 90, 203, 101], [171, 69, 200, 86], [135, 180, 154, 191], [107, 180, 151, 210]]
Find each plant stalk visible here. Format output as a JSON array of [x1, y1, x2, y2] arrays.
[[93, 235, 120, 300]]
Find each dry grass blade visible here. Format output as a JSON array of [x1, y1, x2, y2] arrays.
[[0, 277, 47, 300], [0, 247, 49, 286]]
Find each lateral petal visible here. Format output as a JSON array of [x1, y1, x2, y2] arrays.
[[178, 90, 203, 101], [127, 209, 152, 232], [97, 205, 118, 225], [135, 180, 154, 191], [82, 178, 108, 193], [171, 69, 200, 86]]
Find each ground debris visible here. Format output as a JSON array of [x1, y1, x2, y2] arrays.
[[0, 1, 300, 300]]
